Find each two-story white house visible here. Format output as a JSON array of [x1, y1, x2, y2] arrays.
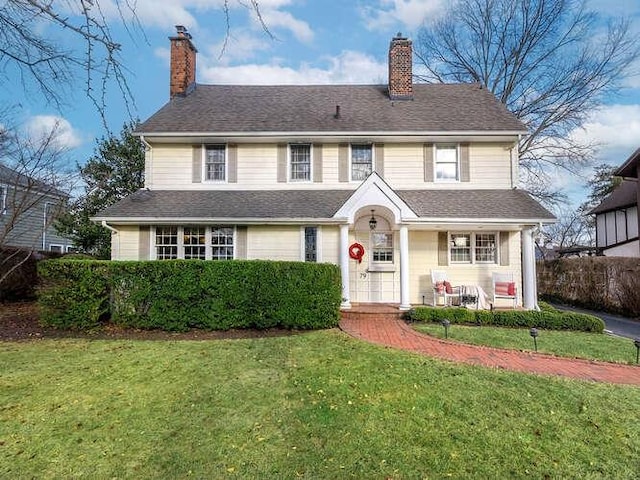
[[94, 27, 555, 310]]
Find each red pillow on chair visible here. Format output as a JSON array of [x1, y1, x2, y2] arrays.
[[444, 281, 453, 294], [495, 282, 516, 296], [435, 281, 445, 293]]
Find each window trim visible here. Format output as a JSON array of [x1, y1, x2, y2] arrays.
[[152, 225, 236, 260], [202, 144, 228, 183], [288, 143, 313, 183], [349, 143, 375, 182], [434, 144, 460, 183], [448, 231, 498, 265]]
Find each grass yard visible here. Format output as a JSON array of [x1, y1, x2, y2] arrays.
[[413, 322, 637, 364], [2, 330, 639, 479]]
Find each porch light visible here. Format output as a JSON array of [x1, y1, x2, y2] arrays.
[[530, 327, 539, 352], [369, 209, 377, 230], [634, 338, 640, 364], [442, 319, 451, 339]]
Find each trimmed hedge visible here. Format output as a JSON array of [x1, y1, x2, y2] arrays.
[[406, 306, 604, 333], [38, 260, 342, 331]]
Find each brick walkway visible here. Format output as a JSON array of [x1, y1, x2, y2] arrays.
[[339, 308, 640, 386]]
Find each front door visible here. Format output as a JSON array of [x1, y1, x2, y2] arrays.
[[350, 231, 398, 303]]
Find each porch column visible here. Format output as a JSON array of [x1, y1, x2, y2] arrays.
[[399, 225, 410, 310], [521, 226, 538, 310], [339, 224, 351, 309]]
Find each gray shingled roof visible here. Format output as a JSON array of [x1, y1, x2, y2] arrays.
[[95, 189, 554, 221], [136, 84, 526, 134], [590, 180, 638, 214], [616, 148, 640, 178], [0, 163, 69, 198]]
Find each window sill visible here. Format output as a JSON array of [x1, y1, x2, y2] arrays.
[[368, 264, 396, 272]]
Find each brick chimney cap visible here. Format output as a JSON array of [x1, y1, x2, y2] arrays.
[[393, 32, 407, 40]]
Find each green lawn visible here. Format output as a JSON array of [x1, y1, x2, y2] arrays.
[[413, 322, 638, 364], [1, 331, 639, 479]]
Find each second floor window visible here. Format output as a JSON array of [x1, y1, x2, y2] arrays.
[[205, 145, 226, 181], [290, 144, 311, 181], [351, 144, 373, 181], [435, 145, 459, 181]]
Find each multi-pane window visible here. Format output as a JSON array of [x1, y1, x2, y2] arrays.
[[156, 226, 178, 260], [372, 232, 393, 262], [450, 233, 471, 263], [183, 226, 206, 260], [475, 233, 497, 263], [449, 232, 497, 264], [351, 144, 373, 181], [211, 227, 234, 260], [154, 226, 235, 260], [435, 145, 458, 181], [290, 144, 311, 181], [304, 226, 317, 262], [205, 145, 226, 181]]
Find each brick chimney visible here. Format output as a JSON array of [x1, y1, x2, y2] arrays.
[[388, 33, 413, 100], [169, 25, 197, 98]]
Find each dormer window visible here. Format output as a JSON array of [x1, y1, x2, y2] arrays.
[[289, 144, 312, 181], [351, 144, 373, 181], [435, 145, 459, 182], [204, 145, 227, 182]]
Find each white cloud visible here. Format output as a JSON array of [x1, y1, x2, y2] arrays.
[[571, 104, 640, 163], [362, 0, 447, 32], [255, 9, 314, 43], [93, 0, 312, 42], [25, 115, 83, 150], [199, 50, 387, 85]]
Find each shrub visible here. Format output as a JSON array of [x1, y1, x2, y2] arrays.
[[37, 260, 110, 329], [406, 306, 604, 333], [38, 259, 342, 332]]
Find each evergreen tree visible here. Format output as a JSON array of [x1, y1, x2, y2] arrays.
[[56, 122, 144, 258]]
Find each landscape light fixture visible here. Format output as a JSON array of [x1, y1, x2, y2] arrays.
[[634, 338, 640, 364], [530, 327, 539, 352], [442, 319, 451, 339], [369, 209, 377, 230]]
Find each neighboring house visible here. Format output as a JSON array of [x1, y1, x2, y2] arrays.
[[94, 27, 555, 310], [0, 163, 73, 252], [591, 149, 640, 257]]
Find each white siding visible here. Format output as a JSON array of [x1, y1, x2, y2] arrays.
[[148, 141, 515, 190], [150, 144, 192, 188], [116, 225, 140, 260], [247, 226, 301, 260], [407, 230, 522, 306], [321, 226, 340, 264], [237, 144, 278, 185]]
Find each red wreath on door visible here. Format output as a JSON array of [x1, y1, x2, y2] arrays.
[[349, 242, 365, 263]]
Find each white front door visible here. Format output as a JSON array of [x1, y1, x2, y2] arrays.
[[350, 231, 398, 303]]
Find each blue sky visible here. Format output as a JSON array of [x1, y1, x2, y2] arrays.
[[3, 0, 640, 207]]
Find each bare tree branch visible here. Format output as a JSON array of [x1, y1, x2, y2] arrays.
[[416, 0, 640, 204]]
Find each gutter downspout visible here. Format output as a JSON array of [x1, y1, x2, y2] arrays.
[[102, 221, 120, 259], [140, 135, 152, 189]]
